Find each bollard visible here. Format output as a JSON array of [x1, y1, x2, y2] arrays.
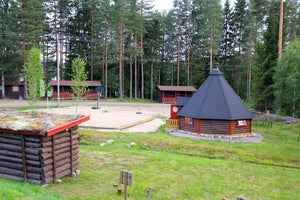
[[113, 183, 118, 187], [118, 188, 122, 196], [222, 198, 229, 200], [146, 189, 152, 199]]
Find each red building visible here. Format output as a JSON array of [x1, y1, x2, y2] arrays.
[[50, 80, 102, 99], [156, 85, 196, 103]]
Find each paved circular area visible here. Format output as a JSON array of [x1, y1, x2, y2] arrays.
[[39, 104, 170, 132]]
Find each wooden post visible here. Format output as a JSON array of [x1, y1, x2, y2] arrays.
[[70, 128, 73, 177], [250, 120, 252, 133], [52, 135, 57, 183], [228, 121, 232, 135], [197, 119, 200, 134], [21, 135, 27, 182], [124, 172, 128, 200]]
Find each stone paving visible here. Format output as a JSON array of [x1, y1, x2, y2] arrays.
[[170, 130, 264, 143]]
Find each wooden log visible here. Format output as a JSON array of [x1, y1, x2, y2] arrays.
[[0, 142, 22, 152], [0, 133, 22, 140], [0, 160, 42, 174], [44, 164, 79, 184], [0, 166, 24, 177], [0, 154, 42, 168], [42, 155, 79, 174], [41, 150, 79, 166], [0, 149, 22, 158], [26, 160, 41, 167], [0, 165, 41, 180], [21, 135, 27, 182], [44, 160, 79, 178], [42, 144, 79, 160], [24, 136, 51, 143], [0, 154, 22, 163], [0, 149, 39, 161], [0, 137, 21, 145], [0, 172, 42, 184]]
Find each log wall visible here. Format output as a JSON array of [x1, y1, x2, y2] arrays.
[[0, 126, 79, 184], [200, 119, 229, 134], [231, 119, 252, 134], [179, 117, 198, 133]]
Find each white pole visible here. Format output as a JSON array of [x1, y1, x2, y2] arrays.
[[1, 71, 5, 98]]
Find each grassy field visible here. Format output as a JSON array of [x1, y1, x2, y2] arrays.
[[0, 122, 299, 200]]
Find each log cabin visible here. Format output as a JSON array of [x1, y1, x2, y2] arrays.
[[0, 109, 89, 184], [175, 68, 253, 135], [50, 80, 102, 99], [156, 85, 196, 103]]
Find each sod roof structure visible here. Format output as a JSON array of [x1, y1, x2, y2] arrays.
[[177, 68, 253, 120], [0, 109, 89, 136]]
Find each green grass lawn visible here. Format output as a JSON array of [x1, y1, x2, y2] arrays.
[[1, 123, 299, 200]]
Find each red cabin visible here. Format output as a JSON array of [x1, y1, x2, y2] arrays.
[[50, 80, 102, 99], [156, 85, 196, 103]]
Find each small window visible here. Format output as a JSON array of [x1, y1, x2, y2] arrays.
[[236, 120, 247, 127], [12, 86, 20, 93], [184, 117, 193, 126]]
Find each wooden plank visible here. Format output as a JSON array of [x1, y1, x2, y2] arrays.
[[21, 135, 27, 182], [52, 135, 57, 184], [70, 128, 73, 177]]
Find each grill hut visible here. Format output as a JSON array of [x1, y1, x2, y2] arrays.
[[0, 109, 89, 184], [176, 68, 253, 135]]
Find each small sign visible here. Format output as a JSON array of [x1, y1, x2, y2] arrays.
[[119, 170, 134, 187]]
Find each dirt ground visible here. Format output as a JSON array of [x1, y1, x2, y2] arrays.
[[40, 104, 170, 132]]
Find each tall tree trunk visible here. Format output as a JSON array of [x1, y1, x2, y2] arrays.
[[104, 10, 108, 99], [210, 21, 214, 72], [140, 1, 144, 99], [134, 35, 138, 100], [278, 0, 283, 60], [54, 0, 60, 106], [1, 71, 5, 98], [151, 46, 154, 101], [248, 21, 254, 99], [130, 34, 133, 99], [177, 11, 181, 86], [187, 1, 191, 86], [119, 22, 124, 101], [171, 61, 174, 86], [91, 4, 94, 81]]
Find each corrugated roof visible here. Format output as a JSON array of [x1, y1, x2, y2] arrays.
[[50, 80, 101, 87], [156, 85, 197, 92], [177, 68, 253, 120]]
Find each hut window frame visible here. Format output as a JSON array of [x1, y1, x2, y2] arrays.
[[11, 85, 20, 93], [184, 117, 193, 126], [236, 120, 247, 128]]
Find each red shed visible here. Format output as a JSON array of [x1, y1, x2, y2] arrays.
[[156, 85, 196, 103]]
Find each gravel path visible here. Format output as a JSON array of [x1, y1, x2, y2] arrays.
[[170, 130, 264, 143]]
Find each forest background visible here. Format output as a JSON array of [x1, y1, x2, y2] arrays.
[[0, 0, 299, 117]]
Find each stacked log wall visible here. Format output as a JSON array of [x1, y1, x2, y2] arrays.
[[0, 126, 79, 184]]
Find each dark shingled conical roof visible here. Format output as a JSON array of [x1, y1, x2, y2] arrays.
[[177, 68, 253, 120]]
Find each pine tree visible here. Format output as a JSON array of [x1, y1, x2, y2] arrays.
[[220, 0, 235, 86], [231, 0, 250, 97], [0, 0, 22, 82], [252, 1, 284, 111], [274, 40, 300, 118]]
